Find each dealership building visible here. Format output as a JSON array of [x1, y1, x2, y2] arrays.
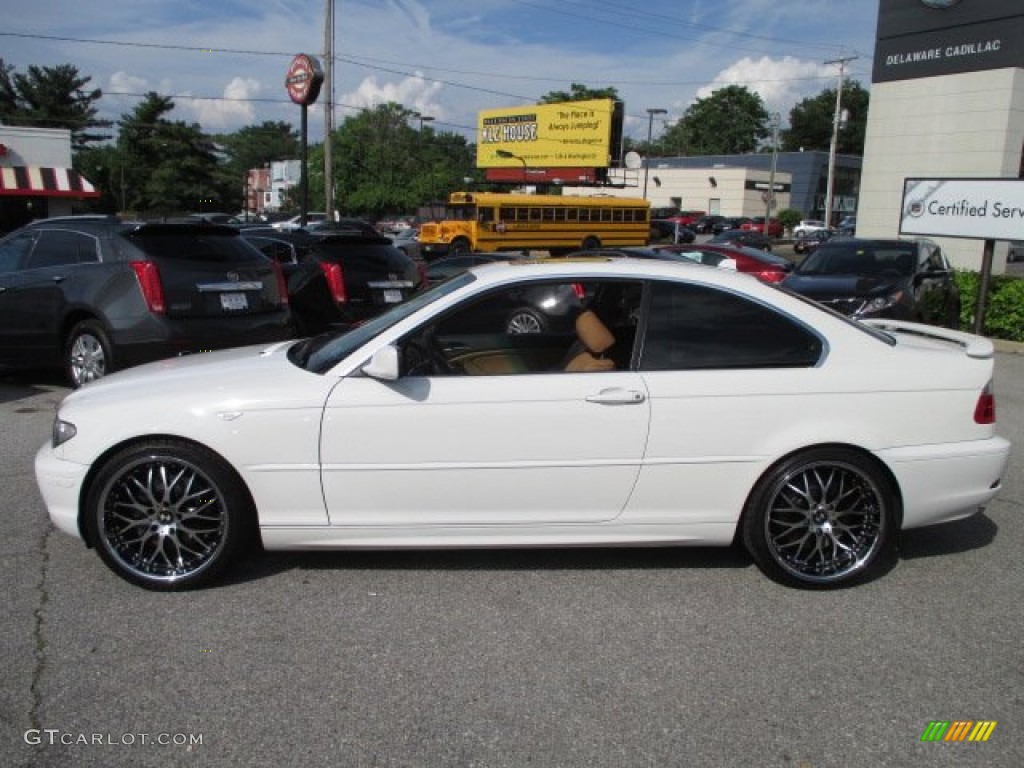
[[859, 0, 1024, 270]]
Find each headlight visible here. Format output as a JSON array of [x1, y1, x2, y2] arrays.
[[860, 290, 905, 315], [52, 418, 77, 448]]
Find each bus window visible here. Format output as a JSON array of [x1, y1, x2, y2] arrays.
[[479, 207, 495, 224]]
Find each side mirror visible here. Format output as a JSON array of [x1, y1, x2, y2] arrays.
[[361, 344, 400, 381]]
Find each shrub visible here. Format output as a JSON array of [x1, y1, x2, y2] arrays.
[[955, 270, 1024, 342], [777, 209, 802, 232]]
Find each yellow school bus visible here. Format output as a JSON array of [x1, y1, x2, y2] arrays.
[[418, 192, 650, 257]]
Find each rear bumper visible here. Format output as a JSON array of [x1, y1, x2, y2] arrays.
[[879, 436, 1012, 529]]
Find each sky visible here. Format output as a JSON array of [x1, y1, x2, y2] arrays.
[[0, 0, 880, 143]]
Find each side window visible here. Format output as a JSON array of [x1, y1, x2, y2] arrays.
[[0, 232, 36, 274], [24, 230, 99, 269], [641, 281, 823, 370]]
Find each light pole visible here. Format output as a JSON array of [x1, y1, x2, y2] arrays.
[[764, 113, 780, 231], [643, 108, 667, 199], [413, 113, 436, 209], [824, 55, 856, 227], [496, 149, 528, 183]]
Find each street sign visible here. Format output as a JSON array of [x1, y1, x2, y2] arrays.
[[285, 54, 323, 106]]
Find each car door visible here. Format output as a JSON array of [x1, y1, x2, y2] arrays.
[[0, 228, 100, 365], [319, 278, 651, 527], [0, 230, 38, 362]]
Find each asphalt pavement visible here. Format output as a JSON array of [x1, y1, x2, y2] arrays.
[[1, 354, 1021, 768]]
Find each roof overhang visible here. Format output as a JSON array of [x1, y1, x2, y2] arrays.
[[0, 166, 100, 198]]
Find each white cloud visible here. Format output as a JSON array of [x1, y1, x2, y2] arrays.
[[182, 77, 261, 128], [696, 56, 834, 116], [341, 73, 446, 122]]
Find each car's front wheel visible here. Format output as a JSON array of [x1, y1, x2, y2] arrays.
[[84, 440, 255, 590], [742, 448, 897, 588], [65, 319, 113, 388]]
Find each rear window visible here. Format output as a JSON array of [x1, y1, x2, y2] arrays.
[[123, 225, 267, 264], [798, 242, 916, 277]]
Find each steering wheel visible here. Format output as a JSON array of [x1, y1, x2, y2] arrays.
[[404, 328, 453, 376]]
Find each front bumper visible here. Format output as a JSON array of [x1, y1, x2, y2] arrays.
[[35, 442, 90, 542]]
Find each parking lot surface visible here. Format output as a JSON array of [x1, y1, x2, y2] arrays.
[[2, 352, 1022, 768]]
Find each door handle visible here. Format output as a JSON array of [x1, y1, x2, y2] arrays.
[[585, 388, 646, 405], [52, 275, 66, 283]]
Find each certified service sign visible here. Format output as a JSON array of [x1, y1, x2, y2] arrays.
[[285, 54, 323, 106], [900, 178, 1024, 240]]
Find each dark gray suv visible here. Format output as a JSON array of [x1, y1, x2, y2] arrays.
[[0, 216, 293, 387]]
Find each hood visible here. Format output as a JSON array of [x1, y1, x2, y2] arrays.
[[782, 273, 906, 300]]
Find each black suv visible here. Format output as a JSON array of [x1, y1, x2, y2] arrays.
[[782, 237, 960, 328], [241, 223, 422, 336], [0, 216, 293, 387]]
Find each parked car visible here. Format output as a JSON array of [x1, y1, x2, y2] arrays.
[[711, 216, 752, 235], [0, 216, 292, 387], [782, 238, 961, 328], [793, 229, 837, 255], [388, 227, 422, 260], [424, 253, 525, 286], [792, 219, 829, 237], [272, 212, 329, 231], [692, 215, 725, 234], [649, 219, 696, 244], [655, 243, 793, 283], [837, 215, 857, 235], [710, 229, 773, 251], [241, 225, 422, 336], [741, 217, 783, 238], [35, 259, 1010, 591]]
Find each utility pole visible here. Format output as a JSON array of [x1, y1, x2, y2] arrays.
[[823, 55, 856, 228], [323, 0, 335, 220], [643, 108, 667, 199], [764, 113, 780, 229]]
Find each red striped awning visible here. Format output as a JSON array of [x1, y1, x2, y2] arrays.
[[0, 166, 100, 198]]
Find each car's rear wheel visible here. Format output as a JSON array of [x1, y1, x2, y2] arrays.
[[65, 319, 113, 388], [742, 448, 896, 588], [84, 440, 254, 590]]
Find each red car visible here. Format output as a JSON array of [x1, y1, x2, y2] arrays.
[[741, 217, 784, 238], [654, 242, 794, 283]]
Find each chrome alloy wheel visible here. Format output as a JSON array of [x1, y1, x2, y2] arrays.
[[96, 455, 229, 584], [506, 311, 544, 334], [763, 460, 887, 584], [69, 332, 106, 386]]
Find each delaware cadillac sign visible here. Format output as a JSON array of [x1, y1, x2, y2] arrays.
[[872, 0, 1024, 83], [899, 178, 1024, 240], [285, 54, 323, 106]]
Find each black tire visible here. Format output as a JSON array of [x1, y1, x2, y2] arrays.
[[65, 319, 114, 388], [505, 308, 547, 334], [741, 447, 897, 588], [449, 238, 471, 256], [83, 440, 255, 590], [581, 236, 601, 249]]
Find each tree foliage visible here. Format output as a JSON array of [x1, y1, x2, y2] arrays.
[[213, 121, 299, 184], [660, 85, 770, 156], [781, 81, 869, 155], [538, 83, 620, 104], [0, 59, 109, 150]]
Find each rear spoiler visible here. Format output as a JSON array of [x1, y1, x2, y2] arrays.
[[862, 319, 994, 359]]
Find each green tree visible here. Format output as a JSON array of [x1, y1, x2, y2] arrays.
[[538, 83, 620, 104], [214, 121, 299, 186], [660, 85, 769, 155], [0, 59, 109, 150], [782, 81, 869, 155]]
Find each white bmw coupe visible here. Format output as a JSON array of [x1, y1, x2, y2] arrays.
[[35, 259, 1011, 590]]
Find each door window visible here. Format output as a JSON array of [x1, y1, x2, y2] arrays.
[[641, 281, 823, 370], [24, 230, 100, 269]]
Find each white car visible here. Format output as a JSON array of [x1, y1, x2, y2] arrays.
[[35, 260, 1011, 590], [793, 219, 830, 237], [271, 212, 328, 231]]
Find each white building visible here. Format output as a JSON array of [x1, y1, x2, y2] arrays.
[[0, 125, 99, 231]]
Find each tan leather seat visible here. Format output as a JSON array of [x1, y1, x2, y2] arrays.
[[564, 310, 616, 372]]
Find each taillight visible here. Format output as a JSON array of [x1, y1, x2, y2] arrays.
[[757, 270, 786, 283], [130, 261, 166, 314], [319, 262, 347, 304], [571, 282, 586, 299], [974, 381, 996, 424], [271, 261, 289, 305]]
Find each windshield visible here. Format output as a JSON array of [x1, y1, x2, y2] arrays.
[[797, 243, 916, 277], [289, 272, 476, 374]]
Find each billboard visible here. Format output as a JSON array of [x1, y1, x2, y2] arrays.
[[476, 99, 621, 170], [873, 0, 1024, 83], [899, 178, 1024, 239]]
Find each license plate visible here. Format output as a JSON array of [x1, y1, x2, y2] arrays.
[[220, 292, 248, 311], [383, 289, 403, 303]]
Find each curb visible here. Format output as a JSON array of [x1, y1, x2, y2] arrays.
[[993, 338, 1024, 355]]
